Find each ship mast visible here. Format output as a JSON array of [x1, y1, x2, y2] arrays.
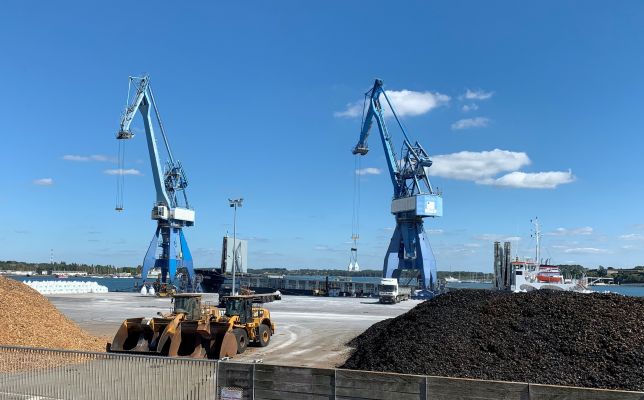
[[531, 218, 541, 265]]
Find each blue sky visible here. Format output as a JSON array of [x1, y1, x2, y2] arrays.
[[1, 1, 644, 271]]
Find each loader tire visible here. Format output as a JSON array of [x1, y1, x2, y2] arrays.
[[257, 324, 271, 347], [233, 328, 249, 354]]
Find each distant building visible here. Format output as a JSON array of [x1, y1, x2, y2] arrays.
[[52, 271, 88, 277], [221, 236, 248, 274], [605, 268, 644, 275]]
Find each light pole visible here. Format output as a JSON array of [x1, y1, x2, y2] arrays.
[[228, 198, 243, 295]]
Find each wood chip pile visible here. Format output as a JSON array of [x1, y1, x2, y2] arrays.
[[1, 276, 105, 352]]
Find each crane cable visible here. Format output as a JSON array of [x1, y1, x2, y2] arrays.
[[115, 140, 125, 211], [115, 79, 132, 212], [350, 155, 361, 270], [351, 155, 361, 241], [348, 93, 371, 270]]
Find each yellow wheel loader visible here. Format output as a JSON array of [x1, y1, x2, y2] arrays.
[[216, 295, 275, 352], [155, 283, 177, 297], [108, 293, 275, 359]]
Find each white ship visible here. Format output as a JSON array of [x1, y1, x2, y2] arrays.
[[146, 268, 161, 279], [510, 219, 589, 293], [511, 260, 590, 293]]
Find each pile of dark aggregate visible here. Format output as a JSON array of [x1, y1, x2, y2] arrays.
[[342, 289, 644, 391]]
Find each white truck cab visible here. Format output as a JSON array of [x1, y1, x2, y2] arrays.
[[378, 278, 410, 304]]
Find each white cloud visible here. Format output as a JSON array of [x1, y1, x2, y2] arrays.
[[573, 227, 593, 235], [33, 178, 54, 186], [619, 233, 644, 241], [462, 89, 494, 100], [241, 236, 270, 243], [548, 227, 594, 236], [429, 149, 530, 181], [334, 103, 362, 118], [563, 247, 609, 254], [462, 104, 479, 112], [429, 149, 575, 190], [313, 245, 343, 253], [384, 90, 450, 117], [104, 169, 142, 176], [451, 117, 490, 130], [89, 155, 113, 162], [335, 89, 449, 118], [474, 234, 521, 242], [356, 167, 382, 176], [63, 154, 115, 162], [478, 170, 575, 189], [63, 155, 89, 161], [427, 229, 444, 234]]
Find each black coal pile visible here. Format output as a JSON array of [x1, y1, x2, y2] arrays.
[[343, 289, 644, 391]]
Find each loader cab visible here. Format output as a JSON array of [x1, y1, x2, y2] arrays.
[[222, 296, 253, 324], [172, 293, 202, 321]]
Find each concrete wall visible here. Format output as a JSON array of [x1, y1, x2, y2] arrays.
[[216, 362, 644, 400], [240, 275, 380, 296]]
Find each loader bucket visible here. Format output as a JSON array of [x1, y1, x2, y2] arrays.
[[208, 322, 238, 359], [109, 317, 172, 354], [110, 318, 154, 352], [167, 320, 208, 359]]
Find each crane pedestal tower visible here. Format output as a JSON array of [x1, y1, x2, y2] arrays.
[[384, 213, 438, 289]]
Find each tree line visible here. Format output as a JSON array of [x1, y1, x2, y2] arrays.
[[0, 260, 139, 275]]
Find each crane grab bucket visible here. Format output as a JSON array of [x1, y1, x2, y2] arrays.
[[352, 146, 369, 155], [117, 130, 134, 140]]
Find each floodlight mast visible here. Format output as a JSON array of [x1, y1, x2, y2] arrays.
[[228, 198, 243, 295]]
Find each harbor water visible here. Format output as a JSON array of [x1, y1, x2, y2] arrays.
[[9, 275, 644, 297]]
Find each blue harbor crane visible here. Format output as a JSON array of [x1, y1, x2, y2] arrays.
[[116, 75, 198, 292], [352, 79, 443, 291]]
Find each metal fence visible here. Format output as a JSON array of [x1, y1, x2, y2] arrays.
[[0, 346, 217, 399], [1, 346, 643, 400]]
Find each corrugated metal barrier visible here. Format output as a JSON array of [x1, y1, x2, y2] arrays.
[[0, 346, 216, 399]]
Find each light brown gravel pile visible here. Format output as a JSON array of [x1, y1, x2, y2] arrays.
[[1, 276, 105, 352]]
